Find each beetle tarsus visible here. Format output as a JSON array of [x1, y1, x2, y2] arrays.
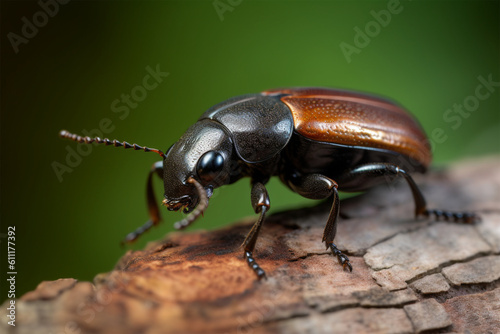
[[121, 219, 155, 245], [329, 242, 352, 272], [245, 251, 266, 279], [422, 209, 480, 224]]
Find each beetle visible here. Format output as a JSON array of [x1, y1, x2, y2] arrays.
[[60, 87, 479, 279]]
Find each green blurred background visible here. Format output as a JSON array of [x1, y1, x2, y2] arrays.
[[1, 0, 499, 297]]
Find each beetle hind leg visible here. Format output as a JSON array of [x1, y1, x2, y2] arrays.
[[338, 163, 480, 224]]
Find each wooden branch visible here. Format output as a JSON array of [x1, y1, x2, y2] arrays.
[[3, 156, 500, 334]]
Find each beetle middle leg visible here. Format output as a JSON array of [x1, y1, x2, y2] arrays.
[[287, 173, 352, 272], [338, 163, 480, 223], [121, 161, 163, 245], [242, 182, 270, 279]]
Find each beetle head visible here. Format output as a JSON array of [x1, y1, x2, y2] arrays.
[[59, 122, 240, 232], [162, 120, 237, 223]]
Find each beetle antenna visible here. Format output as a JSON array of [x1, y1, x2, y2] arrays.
[[173, 177, 208, 230], [59, 130, 165, 158]]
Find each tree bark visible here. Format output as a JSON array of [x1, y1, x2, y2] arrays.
[[3, 156, 500, 334]]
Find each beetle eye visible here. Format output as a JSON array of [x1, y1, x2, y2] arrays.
[[196, 151, 224, 182]]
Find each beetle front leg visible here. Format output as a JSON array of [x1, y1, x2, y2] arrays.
[[121, 160, 163, 244], [338, 163, 480, 223], [287, 173, 352, 272], [242, 182, 270, 279]]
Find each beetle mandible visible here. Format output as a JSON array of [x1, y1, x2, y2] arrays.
[[60, 87, 479, 279]]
